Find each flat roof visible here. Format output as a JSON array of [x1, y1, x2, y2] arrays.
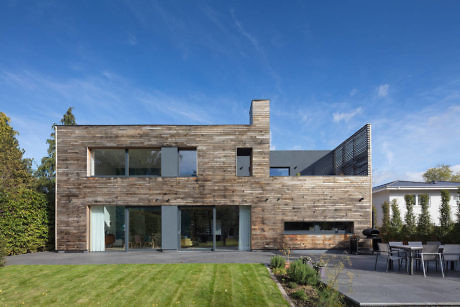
[[373, 180, 460, 192]]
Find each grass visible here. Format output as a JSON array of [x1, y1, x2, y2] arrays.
[[0, 263, 288, 306]]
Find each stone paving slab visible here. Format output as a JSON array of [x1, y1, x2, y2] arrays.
[[5, 250, 278, 265]]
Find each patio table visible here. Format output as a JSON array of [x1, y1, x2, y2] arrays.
[[390, 245, 422, 275]]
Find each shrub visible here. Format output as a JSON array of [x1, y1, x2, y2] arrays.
[[291, 289, 308, 301], [287, 281, 298, 289], [317, 285, 344, 306], [270, 255, 286, 269], [0, 235, 6, 267], [0, 187, 48, 255], [287, 259, 318, 286], [272, 267, 287, 276]]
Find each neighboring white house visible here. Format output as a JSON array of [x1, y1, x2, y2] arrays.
[[373, 181, 460, 227]]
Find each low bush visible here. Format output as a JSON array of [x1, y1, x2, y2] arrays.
[[287, 281, 298, 289], [287, 259, 318, 286], [317, 285, 344, 306], [0, 236, 6, 267], [272, 267, 286, 276], [291, 289, 308, 301], [270, 255, 285, 269]]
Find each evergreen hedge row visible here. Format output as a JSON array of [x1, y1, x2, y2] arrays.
[[0, 187, 48, 255]]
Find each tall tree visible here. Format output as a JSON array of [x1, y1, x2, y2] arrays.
[[404, 194, 417, 239], [439, 190, 452, 229], [0, 112, 48, 256], [423, 164, 460, 182], [417, 194, 431, 239], [35, 107, 76, 250], [390, 199, 403, 238], [380, 201, 390, 240], [0, 112, 33, 190]]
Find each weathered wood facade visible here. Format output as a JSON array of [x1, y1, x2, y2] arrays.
[[55, 100, 372, 251]]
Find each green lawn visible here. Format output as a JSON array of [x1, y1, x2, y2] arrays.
[[0, 263, 288, 306]]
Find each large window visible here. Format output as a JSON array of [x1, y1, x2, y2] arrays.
[[179, 149, 197, 177], [270, 167, 290, 176], [129, 149, 161, 176], [284, 221, 353, 234], [91, 149, 126, 176], [129, 207, 161, 249]]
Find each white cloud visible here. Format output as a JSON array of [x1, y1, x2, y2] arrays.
[[349, 88, 358, 97], [377, 84, 389, 97], [332, 107, 362, 123], [451, 164, 460, 173]]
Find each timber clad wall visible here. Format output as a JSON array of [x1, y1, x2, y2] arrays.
[[55, 100, 372, 251]]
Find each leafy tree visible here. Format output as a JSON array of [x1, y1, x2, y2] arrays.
[[380, 201, 390, 240], [390, 199, 402, 238], [35, 107, 76, 250], [423, 164, 460, 182], [457, 188, 460, 224], [0, 112, 48, 255], [403, 195, 417, 239], [0, 113, 33, 190], [417, 194, 431, 239], [439, 189, 453, 241]]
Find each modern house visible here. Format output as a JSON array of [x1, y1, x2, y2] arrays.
[[373, 181, 460, 226], [55, 100, 372, 252]]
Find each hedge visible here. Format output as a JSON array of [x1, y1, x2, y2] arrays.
[[0, 187, 48, 255]]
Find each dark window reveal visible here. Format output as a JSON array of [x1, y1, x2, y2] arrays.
[[270, 167, 290, 176], [284, 221, 353, 234]]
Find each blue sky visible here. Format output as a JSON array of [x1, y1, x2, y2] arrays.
[[1, 1, 459, 185]]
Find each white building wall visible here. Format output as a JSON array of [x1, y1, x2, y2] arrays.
[[373, 188, 459, 226]]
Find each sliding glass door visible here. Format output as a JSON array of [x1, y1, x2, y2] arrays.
[[128, 207, 162, 250], [180, 207, 213, 249]]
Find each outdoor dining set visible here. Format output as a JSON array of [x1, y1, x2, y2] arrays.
[[374, 241, 460, 278]]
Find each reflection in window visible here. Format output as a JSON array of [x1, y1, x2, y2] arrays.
[[129, 149, 161, 176], [92, 149, 125, 176], [284, 221, 354, 234], [179, 150, 197, 177], [270, 167, 290, 176], [104, 206, 125, 250], [129, 207, 161, 249]]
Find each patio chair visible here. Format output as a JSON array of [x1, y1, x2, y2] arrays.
[[418, 244, 444, 278], [375, 243, 405, 272], [442, 244, 460, 273]]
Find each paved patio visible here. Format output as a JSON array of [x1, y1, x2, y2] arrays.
[[6, 250, 460, 306]]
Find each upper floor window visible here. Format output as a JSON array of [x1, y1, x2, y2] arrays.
[[237, 148, 252, 177], [179, 149, 197, 177], [91, 149, 126, 176], [270, 167, 290, 176], [129, 149, 161, 176]]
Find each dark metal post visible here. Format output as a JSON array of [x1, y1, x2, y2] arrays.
[[124, 207, 129, 252], [212, 207, 216, 251]]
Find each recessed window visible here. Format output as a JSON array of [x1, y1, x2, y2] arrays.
[[237, 148, 252, 177], [91, 149, 126, 176], [284, 221, 353, 234], [270, 167, 290, 176], [129, 149, 161, 176], [179, 149, 197, 177]]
